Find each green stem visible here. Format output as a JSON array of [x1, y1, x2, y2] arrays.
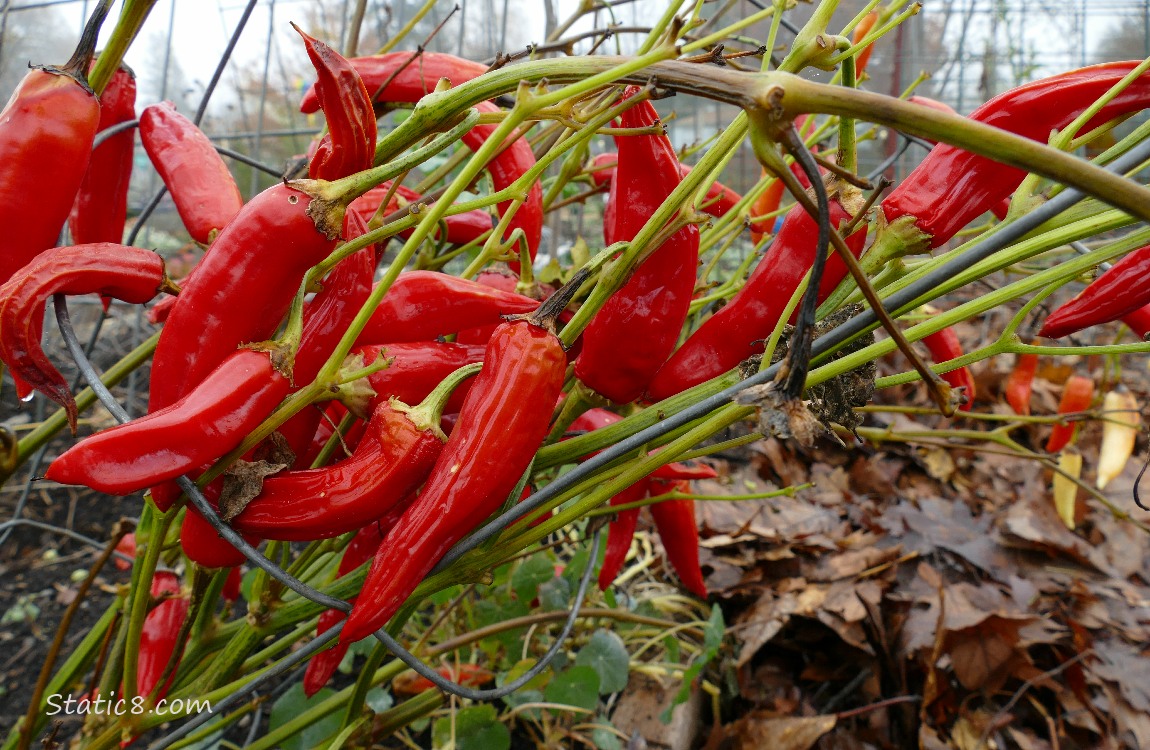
[[89, 0, 158, 95]]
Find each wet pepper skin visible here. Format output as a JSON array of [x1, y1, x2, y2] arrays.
[[342, 319, 567, 643], [575, 90, 700, 404]]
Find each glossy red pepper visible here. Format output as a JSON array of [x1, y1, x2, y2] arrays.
[[597, 479, 648, 590], [922, 326, 976, 412], [0, 244, 174, 430], [230, 381, 467, 540], [295, 25, 376, 182], [647, 184, 867, 401], [647, 479, 707, 598], [575, 90, 701, 404], [222, 566, 242, 602], [1122, 305, 1150, 339], [1046, 375, 1095, 453], [1039, 244, 1150, 339], [180, 505, 257, 569], [47, 348, 290, 496], [68, 63, 135, 246], [881, 62, 1150, 250], [300, 54, 542, 268], [1005, 353, 1038, 416], [139, 101, 243, 245], [147, 181, 341, 417], [354, 270, 537, 344], [348, 182, 493, 246], [342, 298, 569, 643], [352, 342, 485, 415], [0, 7, 106, 289], [137, 571, 189, 701], [299, 51, 489, 114]]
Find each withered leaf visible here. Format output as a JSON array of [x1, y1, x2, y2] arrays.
[[219, 459, 288, 521]]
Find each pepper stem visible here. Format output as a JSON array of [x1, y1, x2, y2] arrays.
[[397, 363, 484, 437], [60, 0, 114, 83], [528, 267, 592, 335]]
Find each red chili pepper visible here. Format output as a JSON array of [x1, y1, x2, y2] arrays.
[[355, 270, 538, 344], [1046, 375, 1095, 453], [114, 532, 137, 571], [342, 292, 571, 643], [222, 566, 242, 602], [230, 367, 474, 540], [853, 11, 880, 75], [348, 182, 493, 246], [922, 324, 976, 412], [300, 54, 542, 268], [137, 571, 189, 701], [0, 6, 106, 289], [648, 478, 707, 598], [587, 151, 742, 220], [180, 505, 257, 569], [1038, 244, 1150, 339], [881, 62, 1150, 250], [68, 63, 136, 247], [1122, 305, 1150, 338], [299, 52, 489, 115], [351, 342, 485, 415], [147, 181, 341, 417], [0, 243, 174, 430], [575, 89, 701, 404], [647, 184, 867, 401], [1005, 353, 1038, 416], [295, 25, 376, 182], [139, 101, 243, 245], [597, 479, 648, 591], [47, 348, 291, 496]]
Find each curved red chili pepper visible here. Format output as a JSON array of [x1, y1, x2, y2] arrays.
[[137, 571, 189, 701], [597, 479, 648, 591], [294, 25, 376, 182], [922, 326, 976, 412], [230, 397, 457, 541], [342, 301, 569, 643], [47, 349, 290, 496], [299, 51, 489, 115], [0, 244, 173, 430], [1122, 305, 1150, 338], [0, 7, 106, 289], [352, 342, 485, 415], [301, 54, 542, 268], [69, 63, 135, 247], [648, 478, 707, 598], [882, 61, 1150, 249], [139, 101, 243, 245], [1046, 375, 1095, 453], [1005, 353, 1038, 416], [648, 187, 867, 401], [348, 182, 493, 246], [148, 181, 341, 416], [575, 89, 701, 404], [1039, 244, 1150, 339], [355, 270, 538, 344], [180, 505, 257, 569]]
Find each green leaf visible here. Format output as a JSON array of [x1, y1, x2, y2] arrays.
[[575, 630, 630, 694], [664, 634, 681, 663], [364, 686, 393, 714], [590, 720, 624, 750], [431, 704, 510, 750], [538, 574, 572, 611], [544, 665, 600, 712], [560, 547, 591, 589], [269, 683, 341, 750], [660, 605, 725, 723], [511, 555, 555, 604]]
